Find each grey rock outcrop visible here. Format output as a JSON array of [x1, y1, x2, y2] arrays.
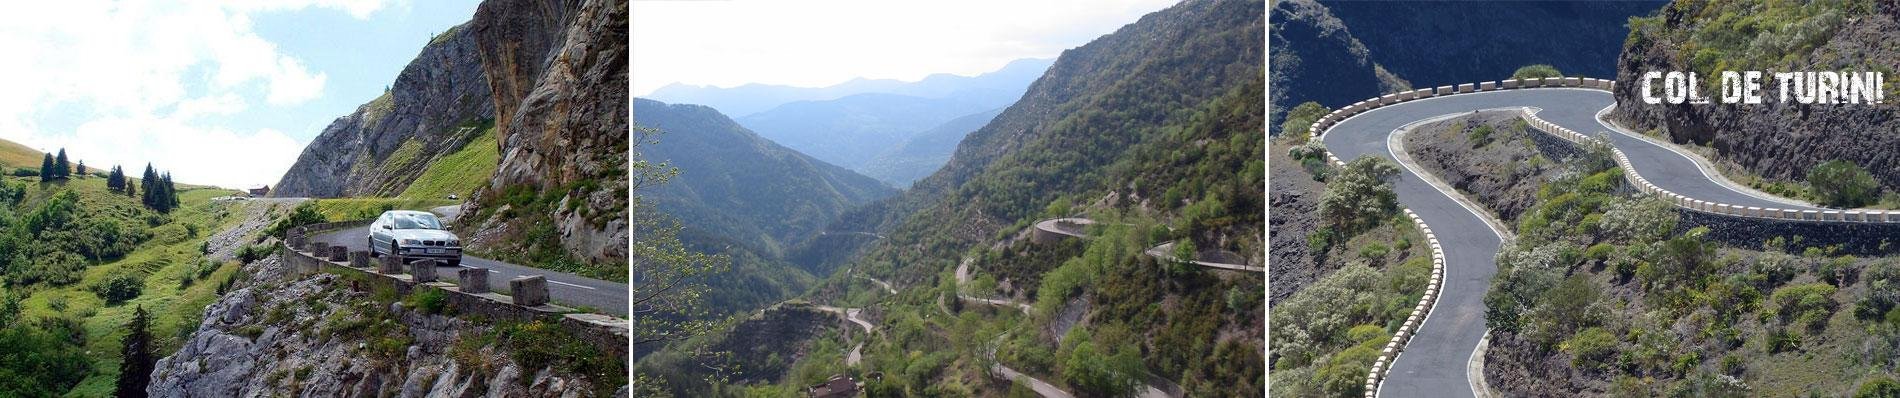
[[461, 0, 629, 267], [149, 257, 603, 397], [272, 23, 496, 198]]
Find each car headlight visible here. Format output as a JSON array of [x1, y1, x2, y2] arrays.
[[448, 239, 460, 246], [401, 239, 421, 245]]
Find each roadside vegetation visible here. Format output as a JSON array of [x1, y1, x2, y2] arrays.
[[1511, 64, 1563, 80], [1270, 134, 1429, 398]]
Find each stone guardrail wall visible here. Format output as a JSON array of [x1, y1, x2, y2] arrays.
[[280, 221, 630, 360], [1514, 108, 1900, 223], [1363, 209, 1448, 397]]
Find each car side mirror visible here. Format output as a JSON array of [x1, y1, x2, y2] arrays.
[[381, 224, 392, 230]]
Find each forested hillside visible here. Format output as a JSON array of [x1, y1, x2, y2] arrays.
[[721, 0, 1265, 395]]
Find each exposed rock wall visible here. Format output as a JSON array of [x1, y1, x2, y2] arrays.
[[463, 0, 629, 267], [273, 24, 495, 198], [1610, 2, 1900, 189]]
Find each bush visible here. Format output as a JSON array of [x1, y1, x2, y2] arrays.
[[405, 288, 450, 315], [236, 244, 275, 264], [1809, 160, 1881, 208], [1511, 64, 1563, 80], [1319, 157, 1399, 234], [1771, 283, 1838, 331], [91, 273, 145, 305], [263, 202, 327, 238], [9, 168, 36, 177], [1563, 327, 1618, 370], [1858, 377, 1900, 398]]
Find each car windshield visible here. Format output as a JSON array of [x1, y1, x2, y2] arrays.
[[392, 213, 442, 230]]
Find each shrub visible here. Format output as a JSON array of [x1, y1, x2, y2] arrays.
[[1562, 327, 1618, 370], [1511, 64, 1563, 80], [405, 288, 450, 315], [1468, 125, 1495, 148], [1809, 160, 1881, 208], [1771, 283, 1838, 331], [91, 273, 145, 305], [1858, 377, 1900, 398], [1319, 157, 1399, 234]]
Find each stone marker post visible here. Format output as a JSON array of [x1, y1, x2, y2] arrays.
[[329, 246, 348, 262], [379, 255, 405, 274], [459, 268, 489, 294], [512, 276, 550, 306], [349, 251, 370, 268], [410, 259, 438, 282]]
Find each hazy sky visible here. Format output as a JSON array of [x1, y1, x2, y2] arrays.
[[633, 0, 1178, 96], [0, 0, 480, 189]]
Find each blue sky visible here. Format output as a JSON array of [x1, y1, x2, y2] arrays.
[[0, 1, 480, 189], [633, 0, 1176, 96]]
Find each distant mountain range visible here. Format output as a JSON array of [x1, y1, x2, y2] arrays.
[[646, 58, 1052, 118], [646, 59, 1053, 187]]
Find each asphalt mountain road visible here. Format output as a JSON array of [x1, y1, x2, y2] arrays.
[[307, 210, 628, 317], [1319, 88, 1823, 398]]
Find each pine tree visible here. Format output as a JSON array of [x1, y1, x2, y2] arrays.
[[39, 153, 53, 181], [160, 173, 178, 212], [125, 179, 136, 198], [107, 166, 123, 190], [140, 164, 157, 209], [54, 148, 69, 179], [115, 305, 153, 398], [76, 160, 86, 177]]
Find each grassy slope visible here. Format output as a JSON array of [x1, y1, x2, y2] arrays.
[[0, 138, 44, 170], [0, 176, 244, 396], [312, 198, 458, 221], [398, 125, 499, 201]]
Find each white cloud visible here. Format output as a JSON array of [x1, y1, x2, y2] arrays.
[[0, 0, 389, 188], [631, 0, 1177, 95]]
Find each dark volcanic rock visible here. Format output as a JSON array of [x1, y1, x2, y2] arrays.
[[273, 24, 495, 198], [1268, 0, 1408, 129], [1610, 3, 1900, 191]]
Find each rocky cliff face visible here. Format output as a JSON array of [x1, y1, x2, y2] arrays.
[[1610, 1, 1900, 190], [461, 0, 629, 268], [273, 24, 495, 198], [1268, 0, 1408, 129]]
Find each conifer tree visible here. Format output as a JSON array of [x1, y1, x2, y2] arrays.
[[115, 305, 153, 398], [38, 153, 53, 181], [54, 148, 69, 179], [76, 161, 86, 177]]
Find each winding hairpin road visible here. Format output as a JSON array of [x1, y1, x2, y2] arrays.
[[1312, 82, 1853, 397]]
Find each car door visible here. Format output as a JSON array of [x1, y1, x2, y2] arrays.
[[371, 214, 391, 253]]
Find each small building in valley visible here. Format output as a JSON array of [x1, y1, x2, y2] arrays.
[[806, 374, 859, 398], [248, 185, 271, 197]]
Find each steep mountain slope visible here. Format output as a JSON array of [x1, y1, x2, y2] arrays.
[[272, 24, 494, 198], [1268, 0, 1408, 130], [646, 58, 1052, 118], [736, 93, 996, 173], [1323, 0, 1663, 85], [631, 98, 894, 259], [860, 107, 1004, 187], [762, 0, 1263, 395], [460, 0, 629, 272], [1610, 1, 1900, 197]]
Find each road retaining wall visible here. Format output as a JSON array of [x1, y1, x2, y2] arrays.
[[281, 221, 629, 360], [1364, 208, 1448, 397]]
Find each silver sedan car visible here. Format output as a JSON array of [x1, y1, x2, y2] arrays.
[[368, 210, 462, 266]]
